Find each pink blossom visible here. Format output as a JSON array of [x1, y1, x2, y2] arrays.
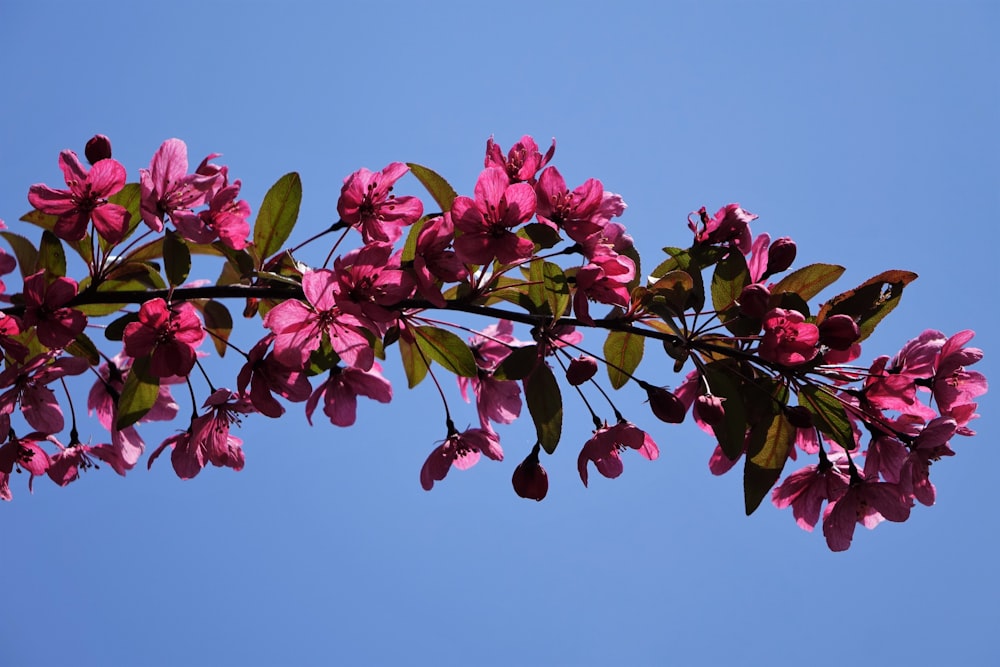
[[932, 330, 987, 433], [174, 180, 251, 250], [139, 139, 221, 233], [305, 363, 392, 427], [420, 426, 503, 490], [236, 336, 312, 418], [333, 242, 414, 333], [27, 149, 129, 243], [534, 167, 606, 242], [484, 135, 555, 184], [0, 431, 51, 501], [688, 204, 756, 254], [822, 477, 912, 551], [457, 321, 523, 427], [123, 299, 205, 378], [148, 390, 250, 479], [452, 168, 536, 266], [263, 269, 374, 371], [412, 214, 467, 307], [337, 162, 423, 244], [512, 444, 548, 501], [21, 271, 86, 350], [899, 417, 957, 506], [758, 308, 819, 366], [771, 452, 851, 531], [572, 253, 634, 324], [0, 354, 89, 434], [577, 421, 658, 487]]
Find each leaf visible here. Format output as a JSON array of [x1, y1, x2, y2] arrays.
[[817, 270, 918, 342], [411, 326, 477, 377], [200, 300, 233, 357], [525, 363, 563, 454], [399, 331, 429, 388], [19, 209, 92, 263], [799, 385, 856, 451], [494, 345, 538, 381], [542, 261, 570, 319], [107, 182, 143, 244], [526, 260, 547, 314], [163, 230, 191, 286], [252, 172, 302, 262], [65, 331, 100, 366], [0, 231, 39, 280], [520, 223, 562, 250], [702, 360, 748, 460], [116, 356, 160, 430], [603, 330, 644, 389], [401, 216, 429, 264], [710, 250, 749, 313], [407, 163, 458, 212], [770, 263, 845, 302], [744, 462, 784, 517], [75, 263, 167, 316], [105, 311, 140, 341], [35, 231, 67, 277], [646, 270, 694, 315]]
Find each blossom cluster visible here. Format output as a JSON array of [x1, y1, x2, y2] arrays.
[[0, 134, 986, 551]]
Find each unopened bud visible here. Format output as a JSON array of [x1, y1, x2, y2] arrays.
[[819, 314, 860, 351], [694, 394, 726, 427], [784, 405, 814, 429], [765, 237, 797, 276], [512, 445, 548, 501], [738, 283, 771, 319], [646, 386, 687, 423], [566, 355, 598, 385], [84, 134, 112, 164]]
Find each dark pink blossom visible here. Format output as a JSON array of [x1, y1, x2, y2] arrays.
[[123, 299, 205, 378], [759, 308, 819, 366], [236, 336, 312, 418], [566, 355, 598, 386], [412, 214, 467, 307], [174, 180, 251, 250], [577, 421, 658, 487], [572, 253, 634, 324], [420, 426, 503, 490], [0, 431, 51, 501], [305, 363, 392, 427], [139, 139, 221, 233], [457, 321, 523, 428], [772, 452, 851, 531], [0, 354, 89, 434], [688, 204, 756, 254], [822, 477, 912, 551], [337, 162, 423, 244], [452, 168, 536, 266], [534, 167, 606, 242], [932, 330, 986, 433], [333, 242, 414, 333], [28, 149, 129, 243], [485, 135, 555, 184], [21, 271, 86, 350], [899, 417, 957, 506], [148, 390, 250, 479]]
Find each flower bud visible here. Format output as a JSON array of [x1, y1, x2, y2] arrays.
[[819, 314, 860, 351], [646, 386, 687, 423], [765, 237, 796, 276], [694, 394, 726, 427], [738, 283, 770, 319], [84, 134, 112, 164], [566, 355, 598, 385], [512, 445, 548, 501], [784, 405, 814, 429]]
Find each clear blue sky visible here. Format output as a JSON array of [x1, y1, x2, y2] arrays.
[[1, 1, 997, 665]]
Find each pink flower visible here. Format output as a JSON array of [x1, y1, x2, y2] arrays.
[[899, 417, 957, 506], [337, 162, 424, 244], [572, 253, 634, 324], [235, 336, 312, 418], [20, 271, 87, 350], [333, 242, 414, 333], [932, 330, 987, 433], [457, 321, 523, 428], [771, 452, 851, 531], [28, 149, 130, 243], [0, 431, 51, 501], [822, 477, 912, 551], [174, 180, 251, 250], [0, 354, 89, 434], [566, 355, 598, 386], [577, 421, 658, 487], [148, 390, 250, 479], [534, 167, 606, 242], [688, 204, 756, 254], [484, 135, 555, 184], [139, 139, 221, 233], [305, 363, 392, 427], [758, 308, 819, 366], [263, 269, 374, 371], [123, 299, 205, 378], [452, 168, 536, 266], [420, 426, 503, 490], [412, 214, 467, 307]]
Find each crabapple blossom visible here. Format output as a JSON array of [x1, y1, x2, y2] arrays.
[[337, 162, 423, 244], [420, 426, 503, 491]]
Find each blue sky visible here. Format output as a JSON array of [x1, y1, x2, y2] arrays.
[[1, 1, 997, 665]]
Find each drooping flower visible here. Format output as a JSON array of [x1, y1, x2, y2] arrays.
[[235, 336, 312, 418], [577, 420, 658, 487], [822, 476, 912, 551], [337, 162, 423, 244], [28, 149, 130, 243], [20, 271, 87, 350], [512, 443, 548, 501], [122, 298, 205, 378], [771, 451, 851, 531], [932, 330, 987, 434], [452, 167, 536, 266], [0, 431, 51, 501], [457, 320, 523, 428], [420, 426, 503, 490], [305, 363, 392, 427], [0, 354, 89, 434]]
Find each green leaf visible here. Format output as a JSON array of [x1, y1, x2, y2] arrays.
[[19, 209, 93, 263], [412, 326, 477, 377], [770, 263, 845, 302], [163, 230, 191, 286], [105, 311, 140, 341], [799, 385, 856, 451], [525, 363, 563, 454], [399, 331, 429, 388], [401, 216, 429, 263], [76, 263, 167, 316], [744, 461, 784, 516], [407, 163, 458, 212], [253, 172, 302, 262], [711, 250, 749, 313], [520, 223, 562, 250], [493, 345, 539, 381], [200, 300, 233, 357], [0, 231, 39, 280], [542, 261, 570, 319], [702, 360, 748, 460], [65, 331, 100, 366], [35, 231, 67, 277], [603, 330, 644, 389], [817, 269, 918, 342], [107, 183, 143, 244], [116, 356, 160, 430]]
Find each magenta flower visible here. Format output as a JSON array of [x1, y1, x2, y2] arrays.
[[139, 138, 221, 233], [412, 214, 468, 307], [263, 269, 374, 371], [822, 477, 912, 551], [457, 320, 523, 428], [485, 135, 555, 184], [0, 354, 89, 434], [420, 426, 503, 491], [577, 421, 659, 487], [28, 149, 130, 243], [688, 204, 756, 254], [512, 444, 548, 501], [771, 452, 851, 531], [337, 162, 424, 244], [572, 253, 634, 324], [147, 390, 250, 479], [305, 363, 392, 427], [932, 330, 987, 433], [452, 167, 537, 266], [174, 180, 251, 250], [899, 417, 957, 506], [123, 299, 205, 378], [0, 431, 52, 501], [333, 242, 414, 333], [534, 167, 606, 242], [20, 271, 87, 350], [236, 336, 312, 418], [758, 308, 819, 366]]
